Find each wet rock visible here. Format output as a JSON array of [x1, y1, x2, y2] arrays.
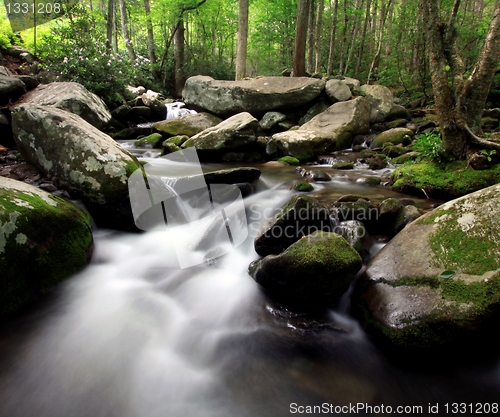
[[153, 112, 222, 137], [18, 82, 111, 129], [0, 176, 93, 318], [293, 181, 314, 192], [371, 128, 414, 149], [383, 145, 408, 158], [183, 76, 325, 117], [332, 162, 354, 170], [134, 133, 163, 148], [160, 142, 182, 156], [353, 183, 500, 349], [0, 163, 41, 182], [331, 198, 378, 225], [127, 106, 152, 121], [141, 90, 167, 119], [250, 231, 362, 309], [335, 220, 367, 253], [385, 118, 407, 129], [308, 169, 332, 181], [367, 155, 388, 170], [12, 104, 142, 230], [204, 167, 261, 184], [254, 194, 331, 256]]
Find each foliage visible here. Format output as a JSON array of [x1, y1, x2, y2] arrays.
[[37, 6, 153, 107], [0, 18, 16, 48], [412, 131, 445, 162], [481, 149, 496, 162]]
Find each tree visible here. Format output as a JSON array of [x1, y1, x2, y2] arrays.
[[143, 0, 158, 79], [420, 0, 500, 160], [235, 0, 249, 80], [293, 0, 310, 76], [326, 0, 338, 76], [118, 0, 136, 61], [314, 0, 324, 73]]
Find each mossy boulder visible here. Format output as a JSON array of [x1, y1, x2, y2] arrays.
[[163, 135, 189, 147], [371, 128, 414, 149], [254, 194, 331, 256], [332, 162, 354, 169], [160, 142, 182, 156], [481, 117, 499, 131], [278, 156, 300, 165], [293, 181, 314, 192], [134, 133, 163, 147], [353, 183, 500, 350], [0, 177, 93, 319], [12, 104, 142, 230], [250, 231, 362, 309], [152, 112, 222, 137], [391, 151, 420, 164], [390, 161, 500, 199], [385, 118, 408, 129], [383, 145, 408, 158], [331, 198, 378, 228]]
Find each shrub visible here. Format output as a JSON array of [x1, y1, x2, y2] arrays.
[[413, 131, 445, 162]]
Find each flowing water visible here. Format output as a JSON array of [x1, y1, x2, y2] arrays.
[[1, 152, 500, 417]]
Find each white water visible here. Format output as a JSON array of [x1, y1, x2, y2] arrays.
[[1, 171, 500, 416], [165, 102, 197, 120]]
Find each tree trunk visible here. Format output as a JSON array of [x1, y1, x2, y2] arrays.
[[327, 0, 339, 76], [118, 0, 136, 61], [173, 20, 185, 98], [338, 0, 348, 75], [355, 0, 371, 79], [235, 0, 249, 80], [106, 0, 114, 50], [314, 0, 324, 73], [307, 0, 315, 73], [385, 0, 394, 57], [420, 0, 500, 158], [293, 0, 310, 76], [143, 0, 158, 78], [344, 0, 363, 75]]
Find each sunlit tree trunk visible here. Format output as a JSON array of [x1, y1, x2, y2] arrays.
[[338, 0, 348, 75], [143, 0, 158, 78], [235, 0, 249, 80], [173, 20, 185, 97], [307, 0, 315, 73], [293, 0, 310, 76], [118, 0, 136, 61], [355, 0, 371, 79], [106, 0, 114, 51], [314, 0, 324, 73]]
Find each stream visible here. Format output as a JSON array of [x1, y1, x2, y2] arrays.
[[1, 146, 500, 417]]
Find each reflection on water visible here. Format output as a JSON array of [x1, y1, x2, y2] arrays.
[[0, 167, 499, 417]]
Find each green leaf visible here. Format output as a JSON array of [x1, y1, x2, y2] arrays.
[[440, 270, 455, 279], [445, 65, 450, 71]]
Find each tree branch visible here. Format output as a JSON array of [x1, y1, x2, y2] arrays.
[[465, 124, 500, 151]]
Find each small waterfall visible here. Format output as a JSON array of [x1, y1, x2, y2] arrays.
[[165, 102, 197, 120]]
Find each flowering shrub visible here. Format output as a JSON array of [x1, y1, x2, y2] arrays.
[[37, 7, 153, 107]]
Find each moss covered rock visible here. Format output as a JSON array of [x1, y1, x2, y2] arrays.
[[371, 128, 414, 149], [332, 162, 355, 169], [353, 183, 500, 349], [250, 231, 362, 308], [278, 156, 300, 165], [152, 112, 222, 137], [134, 133, 163, 148], [12, 104, 142, 230], [0, 177, 93, 318], [390, 161, 500, 199], [254, 194, 331, 256], [293, 181, 314, 192]]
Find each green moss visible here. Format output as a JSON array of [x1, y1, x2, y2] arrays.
[[332, 162, 354, 169], [278, 156, 300, 165], [390, 161, 500, 198], [134, 133, 163, 148], [293, 181, 314, 192]]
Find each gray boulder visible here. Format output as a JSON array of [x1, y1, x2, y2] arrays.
[[183, 112, 258, 152], [371, 127, 414, 149], [0, 75, 26, 104], [250, 231, 362, 308], [272, 97, 370, 160], [361, 84, 395, 123], [354, 183, 500, 349], [19, 82, 112, 129], [325, 79, 352, 102], [342, 77, 361, 90], [153, 112, 222, 137], [182, 76, 325, 117], [259, 112, 286, 130], [11, 104, 142, 229], [0, 177, 93, 318]]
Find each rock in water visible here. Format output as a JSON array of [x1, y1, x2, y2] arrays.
[[0, 177, 93, 318], [353, 183, 500, 350], [18, 82, 112, 129], [250, 231, 362, 309], [11, 104, 142, 230], [272, 97, 370, 160], [153, 112, 222, 137], [182, 76, 325, 117]]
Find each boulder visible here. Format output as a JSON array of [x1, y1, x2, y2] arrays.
[[18, 82, 112, 129], [125, 85, 146, 99], [272, 97, 370, 160], [371, 128, 414, 149], [386, 104, 410, 121], [11, 104, 142, 230], [14, 75, 39, 91], [0, 177, 93, 318], [182, 76, 325, 117], [298, 99, 330, 125], [141, 90, 167, 119], [360, 84, 395, 123], [183, 112, 258, 152], [325, 79, 352, 102], [254, 194, 331, 256], [0, 75, 26, 104], [203, 167, 261, 184], [250, 231, 362, 308], [336, 220, 367, 254], [259, 112, 286, 130], [354, 183, 500, 349], [153, 112, 222, 137], [342, 77, 361, 90]]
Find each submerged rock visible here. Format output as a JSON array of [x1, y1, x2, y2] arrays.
[[182, 76, 325, 117], [354, 183, 500, 349], [18, 82, 112, 129], [12, 104, 142, 230], [0, 177, 93, 318], [250, 231, 362, 309], [153, 112, 222, 137]]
